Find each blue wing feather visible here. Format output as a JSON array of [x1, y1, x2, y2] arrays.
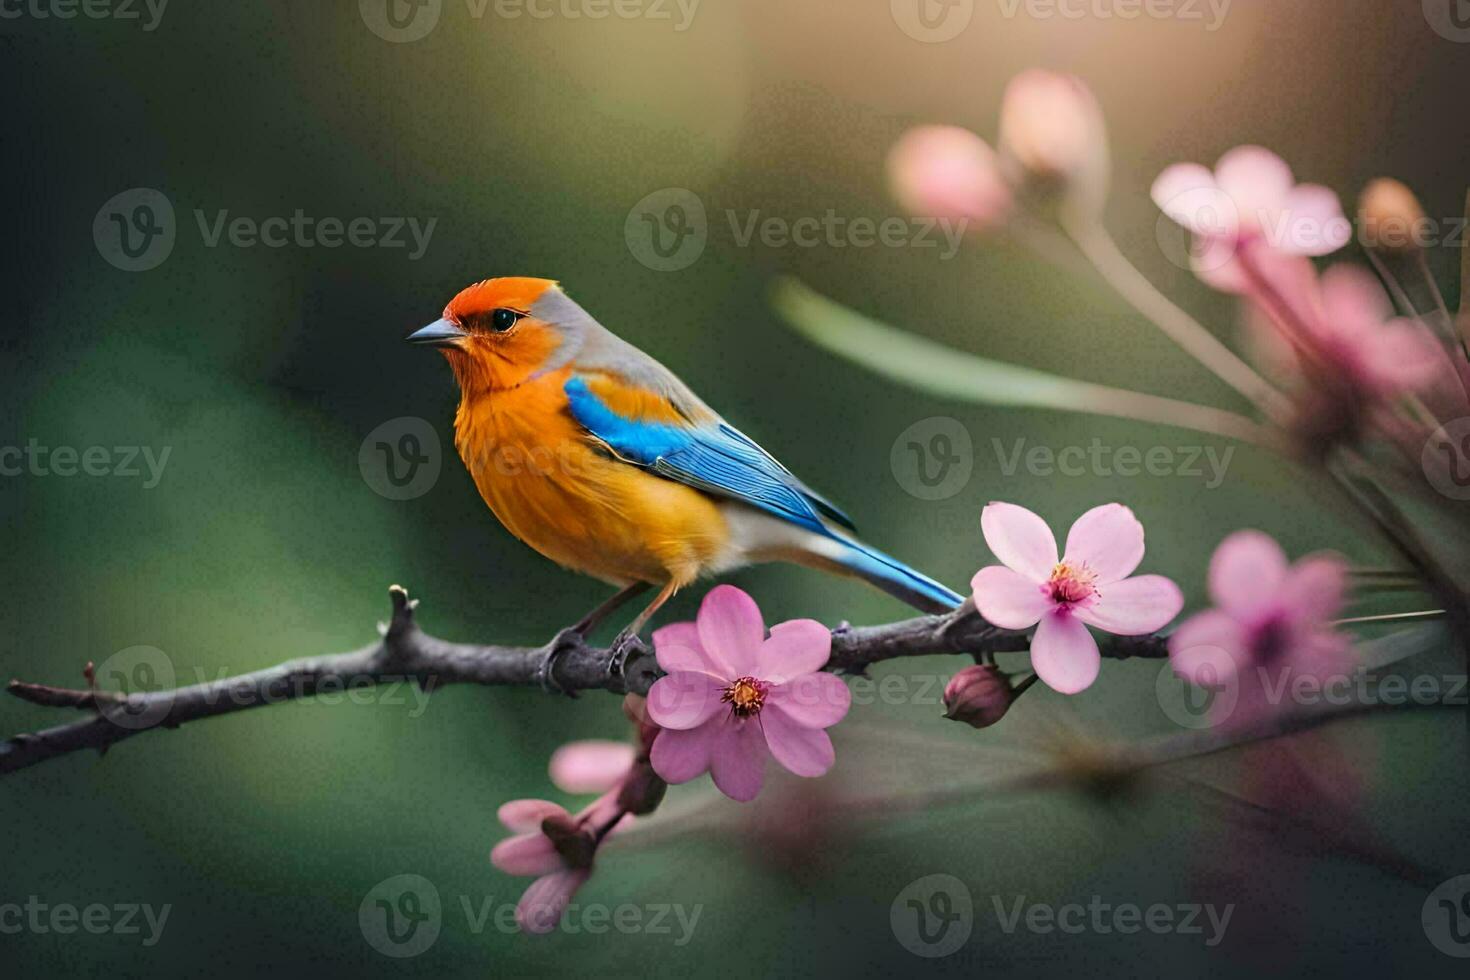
[[564, 376, 961, 612], [564, 376, 851, 534]]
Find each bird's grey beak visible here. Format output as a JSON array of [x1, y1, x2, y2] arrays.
[[406, 318, 467, 348]]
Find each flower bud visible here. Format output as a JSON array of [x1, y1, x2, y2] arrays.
[[887, 125, 1012, 233], [540, 812, 597, 869], [1358, 178, 1426, 254], [997, 69, 1110, 219], [943, 664, 1016, 729]]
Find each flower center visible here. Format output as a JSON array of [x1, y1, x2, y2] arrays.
[[722, 676, 770, 717], [1047, 561, 1098, 606], [1252, 615, 1292, 664]]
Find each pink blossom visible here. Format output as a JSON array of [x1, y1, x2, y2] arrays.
[[1152, 146, 1351, 293], [645, 585, 851, 802], [549, 739, 636, 795], [887, 125, 1012, 232], [971, 503, 1183, 695], [998, 69, 1108, 191], [1168, 531, 1352, 727], [1243, 257, 1444, 400], [489, 743, 636, 934]]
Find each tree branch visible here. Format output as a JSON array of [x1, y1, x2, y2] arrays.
[[1, 586, 1168, 777]]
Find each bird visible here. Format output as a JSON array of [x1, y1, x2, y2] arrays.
[[407, 277, 962, 679]]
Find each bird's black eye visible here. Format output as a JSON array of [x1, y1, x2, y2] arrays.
[[491, 308, 523, 332]]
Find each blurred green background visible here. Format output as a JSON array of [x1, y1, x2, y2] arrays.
[[3, 1, 1469, 976]]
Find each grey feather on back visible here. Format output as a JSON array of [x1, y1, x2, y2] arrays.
[[531, 287, 714, 422], [531, 285, 857, 532]]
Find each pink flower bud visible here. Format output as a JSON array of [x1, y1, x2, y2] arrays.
[[540, 812, 597, 870], [887, 125, 1012, 232], [998, 70, 1109, 217], [943, 664, 1016, 729]]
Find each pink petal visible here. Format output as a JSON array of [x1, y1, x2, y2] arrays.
[[708, 720, 767, 802], [887, 125, 1012, 229], [760, 707, 836, 778], [1074, 574, 1183, 635], [491, 832, 563, 877], [1278, 184, 1350, 256], [653, 620, 704, 655], [1193, 242, 1249, 294], [1063, 503, 1145, 584], [1168, 610, 1247, 686], [649, 717, 721, 784], [548, 740, 636, 795], [1030, 611, 1101, 695], [971, 565, 1051, 630], [980, 502, 1058, 582], [1278, 555, 1348, 628], [1364, 321, 1445, 393], [1208, 530, 1288, 621], [1318, 264, 1389, 331], [696, 585, 764, 676], [497, 799, 568, 834], [652, 622, 720, 674], [573, 789, 621, 825], [1250, 248, 1320, 319], [1215, 145, 1293, 221], [755, 619, 831, 681], [516, 869, 591, 935], [767, 673, 851, 729], [1151, 163, 1224, 235], [645, 670, 725, 730]]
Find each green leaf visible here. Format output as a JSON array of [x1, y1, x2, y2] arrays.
[[770, 277, 1271, 445]]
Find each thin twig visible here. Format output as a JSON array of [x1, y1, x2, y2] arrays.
[[1063, 219, 1291, 422]]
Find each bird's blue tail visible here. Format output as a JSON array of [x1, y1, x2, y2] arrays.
[[818, 533, 964, 614]]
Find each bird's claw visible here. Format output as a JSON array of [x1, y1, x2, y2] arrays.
[[606, 629, 646, 684], [537, 628, 583, 697]]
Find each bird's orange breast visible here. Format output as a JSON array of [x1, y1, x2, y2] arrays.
[[452, 369, 730, 586]]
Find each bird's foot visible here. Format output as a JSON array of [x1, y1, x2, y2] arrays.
[[606, 628, 648, 686], [536, 628, 584, 698]]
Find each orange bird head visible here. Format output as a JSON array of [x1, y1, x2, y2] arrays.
[[407, 277, 565, 391]]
